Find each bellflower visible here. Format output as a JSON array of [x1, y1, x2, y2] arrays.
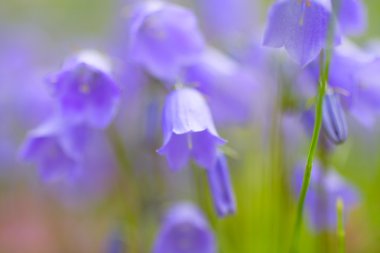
[[128, 1, 205, 82], [263, 0, 340, 66], [351, 58, 380, 127], [153, 203, 216, 253], [207, 152, 236, 217], [331, 0, 367, 36], [19, 117, 88, 182], [293, 161, 359, 231], [157, 87, 226, 171], [184, 48, 256, 124], [194, 0, 258, 49], [322, 91, 348, 144], [48, 50, 120, 129]]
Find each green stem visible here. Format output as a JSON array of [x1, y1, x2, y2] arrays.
[[290, 51, 331, 253], [336, 198, 345, 253]]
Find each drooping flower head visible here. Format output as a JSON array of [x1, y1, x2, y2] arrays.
[[157, 87, 226, 171], [128, 1, 205, 82], [293, 161, 359, 231], [263, 0, 340, 66], [331, 0, 367, 36], [207, 152, 236, 217], [19, 117, 89, 182], [153, 203, 216, 253], [48, 50, 121, 129]]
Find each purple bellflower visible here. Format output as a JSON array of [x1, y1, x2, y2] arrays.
[[19, 117, 88, 182], [157, 87, 226, 171], [48, 50, 120, 129], [207, 152, 236, 217], [293, 161, 359, 231], [184, 48, 256, 124], [351, 57, 380, 127], [153, 203, 216, 253], [332, 0, 367, 36], [263, 0, 340, 66], [322, 91, 348, 144], [194, 0, 259, 49], [128, 1, 205, 82]]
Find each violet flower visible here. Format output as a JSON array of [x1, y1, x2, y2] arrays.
[[331, 0, 367, 36], [153, 203, 216, 253], [184, 48, 256, 124], [207, 152, 236, 217], [128, 1, 205, 82], [157, 87, 226, 171], [19, 117, 88, 182], [293, 161, 359, 231], [263, 0, 340, 66], [48, 50, 120, 129]]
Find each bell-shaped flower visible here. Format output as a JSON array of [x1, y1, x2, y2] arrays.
[[128, 1, 205, 82], [153, 203, 216, 253], [263, 0, 340, 66], [322, 91, 348, 144], [207, 152, 236, 217], [48, 50, 121, 129], [184, 48, 257, 124], [351, 57, 380, 127], [157, 87, 226, 171], [293, 161, 359, 231], [194, 0, 259, 49], [331, 0, 367, 36], [19, 117, 88, 182]]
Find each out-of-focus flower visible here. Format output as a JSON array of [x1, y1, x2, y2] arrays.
[[263, 0, 339, 66], [157, 87, 226, 171], [184, 48, 256, 124], [19, 118, 88, 182], [331, 0, 367, 36], [128, 1, 205, 83], [351, 58, 380, 127], [194, 0, 259, 50], [322, 91, 348, 144], [293, 161, 359, 231], [48, 50, 120, 129], [153, 203, 216, 253], [207, 152, 236, 217]]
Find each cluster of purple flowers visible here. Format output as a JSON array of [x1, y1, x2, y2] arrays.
[[20, 50, 121, 182], [126, 0, 238, 220], [12, 0, 379, 250]]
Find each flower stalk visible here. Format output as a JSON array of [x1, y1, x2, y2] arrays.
[[290, 50, 331, 252]]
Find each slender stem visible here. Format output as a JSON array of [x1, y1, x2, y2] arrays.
[[290, 51, 331, 253], [336, 198, 345, 253]]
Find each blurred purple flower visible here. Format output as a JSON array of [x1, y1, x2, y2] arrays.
[[322, 91, 348, 144], [263, 0, 340, 66], [332, 0, 367, 36], [153, 203, 216, 253], [194, 0, 259, 49], [207, 152, 236, 217], [350, 57, 380, 127], [184, 48, 256, 124], [128, 1, 205, 83], [48, 50, 120, 129], [157, 87, 226, 171], [293, 161, 359, 231], [20, 117, 88, 182]]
